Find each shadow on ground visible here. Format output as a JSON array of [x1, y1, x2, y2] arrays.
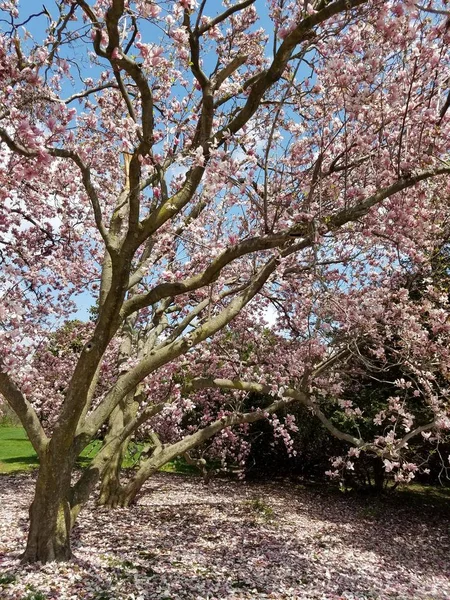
[[1, 472, 449, 599]]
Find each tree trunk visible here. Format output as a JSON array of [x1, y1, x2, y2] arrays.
[[22, 459, 74, 563], [372, 456, 386, 493], [99, 461, 155, 508], [97, 391, 139, 507], [98, 440, 127, 507], [113, 472, 152, 507]]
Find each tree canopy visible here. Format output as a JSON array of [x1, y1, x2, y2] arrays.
[[0, 0, 450, 563]]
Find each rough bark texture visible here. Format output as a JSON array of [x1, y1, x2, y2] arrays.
[[22, 458, 74, 563], [98, 393, 138, 506], [98, 442, 127, 506], [111, 470, 158, 508]]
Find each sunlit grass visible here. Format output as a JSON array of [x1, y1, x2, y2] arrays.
[[0, 426, 38, 473], [0, 426, 196, 475], [0, 427, 143, 473]]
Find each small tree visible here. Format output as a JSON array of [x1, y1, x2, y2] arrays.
[[0, 0, 450, 563]]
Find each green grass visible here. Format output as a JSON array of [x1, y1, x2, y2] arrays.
[[159, 456, 201, 475], [0, 427, 140, 474], [394, 482, 450, 511], [0, 427, 198, 475], [0, 427, 111, 474], [0, 427, 39, 473]]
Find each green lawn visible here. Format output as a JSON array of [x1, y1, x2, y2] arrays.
[[0, 426, 39, 473], [0, 427, 197, 475], [0, 427, 106, 474]]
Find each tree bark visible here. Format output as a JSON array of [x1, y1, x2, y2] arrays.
[[21, 457, 74, 563], [109, 466, 158, 508], [98, 439, 128, 506], [97, 392, 138, 506], [372, 456, 386, 493]]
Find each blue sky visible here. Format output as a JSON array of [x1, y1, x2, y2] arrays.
[[0, 1, 293, 325]]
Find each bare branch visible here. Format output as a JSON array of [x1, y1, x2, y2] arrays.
[[161, 282, 249, 346], [64, 82, 120, 104], [416, 4, 450, 16], [196, 0, 256, 35], [121, 234, 288, 318], [47, 3, 77, 66], [213, 54, 248, 91], [113, 70, 138, 123], [394, 421, 436, 452], [326, 166, 450, 230], [49, 149, 112, 248], [0, 127, 37, 157]]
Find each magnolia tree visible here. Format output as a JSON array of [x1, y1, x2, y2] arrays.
[[1, 0, 450, 563]]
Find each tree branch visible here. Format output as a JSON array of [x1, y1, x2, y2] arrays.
[[0, 369, 48, 457], [394, 421, 436, 452], [0, 128, 112, 248], [416, 4, 450, 16], [186, 377, 361, 446], [121, 234, 288, 318], [214, 0, 369, 146], [63, 82, 120, 104], [196, 0, 256, 35], [326, 166, 450, 231], [83, 255, 281, 437], [213, 54, 248, 91]]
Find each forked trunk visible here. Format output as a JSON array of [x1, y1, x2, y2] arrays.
[[101, 465, 158, 508], [22, 459, 74, 563], [112, 478, 145, 508], [99, 481, 128, 508], [99, 468, 147, 508]]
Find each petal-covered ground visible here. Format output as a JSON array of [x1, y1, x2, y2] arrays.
[[0, 473, 449, 599]]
